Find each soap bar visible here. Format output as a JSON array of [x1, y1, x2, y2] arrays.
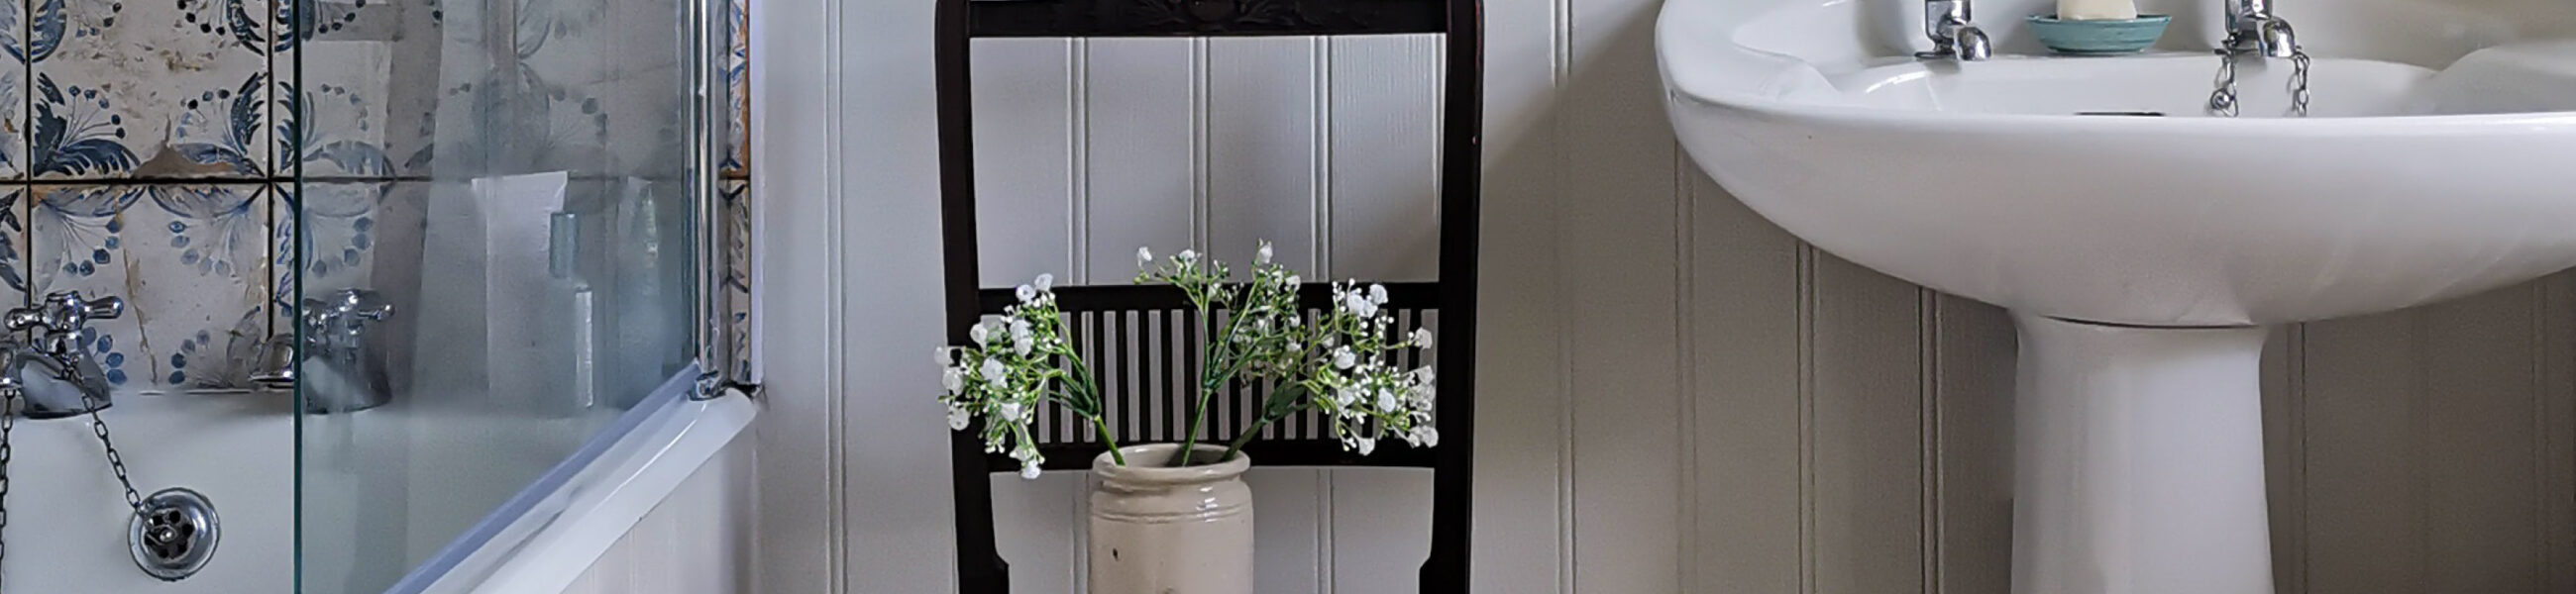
[[2059, 0, 2140, 20]]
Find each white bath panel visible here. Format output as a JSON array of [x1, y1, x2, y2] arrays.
[[0, 393, 294, 593]]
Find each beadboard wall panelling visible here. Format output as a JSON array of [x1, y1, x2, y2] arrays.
[[564, 429, 759, 594], [817, 0, 2576, 590]]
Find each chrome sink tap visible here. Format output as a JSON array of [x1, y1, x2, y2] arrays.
[[1, 291, 126, 419], [2223, 0, 2299, 57], [1919, 0, 1993, 61]]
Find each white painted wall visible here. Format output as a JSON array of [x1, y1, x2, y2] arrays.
[[752, 0, 2576, 591]]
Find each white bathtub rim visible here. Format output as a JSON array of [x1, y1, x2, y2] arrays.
[[398, 373, 758, 594]]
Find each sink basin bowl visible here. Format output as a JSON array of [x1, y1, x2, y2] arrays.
[[1660, 1, 2576, 593], [1663, 0, 2576, 327]]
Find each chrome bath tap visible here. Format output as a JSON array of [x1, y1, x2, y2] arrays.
[[2, 291, 125, 419], [250, 288, 396, 413], [2223, 0, 2299, 56], [1919, 0, 1993, 61]]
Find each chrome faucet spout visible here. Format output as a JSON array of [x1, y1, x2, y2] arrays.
[[2224, 0, 2299, 57], [1919, 0, 1993, 61]]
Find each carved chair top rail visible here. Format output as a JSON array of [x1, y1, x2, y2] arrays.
[[966, 0, 1449, 38]]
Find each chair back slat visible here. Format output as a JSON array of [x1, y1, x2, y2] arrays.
[[974, 284, 1439, 470]]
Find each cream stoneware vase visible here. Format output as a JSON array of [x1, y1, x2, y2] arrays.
[[1088, 444, 1254, 594]]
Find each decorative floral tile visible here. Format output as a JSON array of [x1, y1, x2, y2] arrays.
[[722, 178, 748, 377], [32, 184, 273, 393], [0, 0, 32, 180], [722, 0, 748, 177], [31, 0, 274, 179], [278, 44, 395, 178], [270, 181, 400, 309], [271, 0, 421, 178], [0, 187, 29, 304]]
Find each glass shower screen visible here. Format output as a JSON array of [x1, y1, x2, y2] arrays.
[[287, 0, 713, 589]]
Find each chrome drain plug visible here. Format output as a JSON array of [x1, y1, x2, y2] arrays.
[[128, 488, 220, 581]]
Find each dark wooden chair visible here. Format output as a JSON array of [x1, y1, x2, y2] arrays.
[[934, 0, 1482, 590]]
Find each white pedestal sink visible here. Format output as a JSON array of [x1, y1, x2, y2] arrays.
[[1659, 0, 2576, 592]]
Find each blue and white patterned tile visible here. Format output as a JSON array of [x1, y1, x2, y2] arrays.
[[30, 0, 272, 179], [722, 178, 749, 377], [270, 181, 394, 306], [271, 0, 421, 179], [32, 185, 272, 393], [279, 46, 396, 179], [0, 188, 30, 307], [0, 1, 33, 180], [722, 0, 748, 177]]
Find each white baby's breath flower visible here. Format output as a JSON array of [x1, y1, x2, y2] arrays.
[[946, 405, 971, 430], [1020, 463, 1042, 479], [941, 367, 964, 394], [1410, 328, 1434, 347], [1035, 273, 1054, 292], [1256, 242, 1274, 264], [935, 346, 956, 365], [1137, 247, 1154, 266], [1376, 389, 1400, 413], [1178, 248, 1199, 262], [1011, 320, 1034, 355], [969, 323, 990, 346], [1016, 284, 1037, 303], [1368, 283, 1389, 305], [1414, 427, 1440, 447], [1336, 386, 1360, 407], [1352, 298, 1379, 319], [1355, 439, 1376, 455], [1286, 274, 1300, 286], [1334, 347, 1355, 369], [981, 358, 1006, 384], [1000, 402, 1024, 422]]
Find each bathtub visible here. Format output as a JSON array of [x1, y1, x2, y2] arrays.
[[0, 366, 755, 593], [2, 392, 297, 593]]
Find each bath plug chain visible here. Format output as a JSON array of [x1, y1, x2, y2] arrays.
[[0, 390, 15, 591], [80, 388, 147, 516]]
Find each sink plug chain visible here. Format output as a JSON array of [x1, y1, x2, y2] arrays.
[[2288, 50, 2312, 117], [2210, 49, 2313, 118], [2210, 50, 2242, 117]]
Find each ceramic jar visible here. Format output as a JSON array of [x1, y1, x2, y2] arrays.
[[1088, 444, 1254, 594]]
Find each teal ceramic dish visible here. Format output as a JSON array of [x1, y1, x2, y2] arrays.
[[2026, 14, 2172, 55]]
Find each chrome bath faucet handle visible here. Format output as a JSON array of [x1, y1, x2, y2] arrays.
[[1919, 0, 1993, 61], [11, 291, 124, 354]]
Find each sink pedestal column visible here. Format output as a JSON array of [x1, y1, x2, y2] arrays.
[[2013, 314, 2274, 594]]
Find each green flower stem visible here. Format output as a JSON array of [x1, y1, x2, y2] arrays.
[[1175, 307, 1223, 466], [1220, 421, 1265, 462], [1222, 383, 1311, 462], [1088, 413, 1127, 465]]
